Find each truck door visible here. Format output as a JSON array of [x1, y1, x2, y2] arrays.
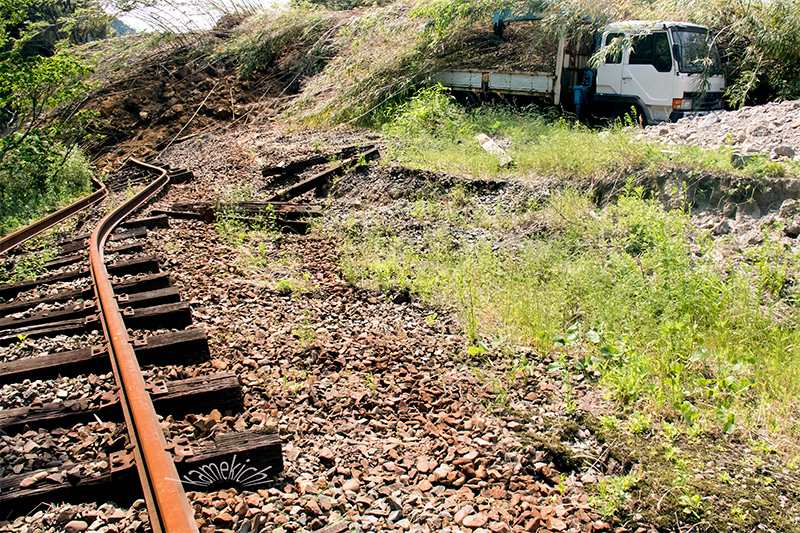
[[621, 31, 674, 110], [595, 32, 624, 95]]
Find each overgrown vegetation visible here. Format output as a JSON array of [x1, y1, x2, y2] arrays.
[[221, 0, 800, 126], [219, 6, 342, 81], [325, 179, 800, 448], [0, 0, 107, 235], [382, 86, 794, 181]]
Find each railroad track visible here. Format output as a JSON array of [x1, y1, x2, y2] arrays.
[[1, 145, 379, 531], [0, 160, 290, 531], [3, 143, 618, 533]]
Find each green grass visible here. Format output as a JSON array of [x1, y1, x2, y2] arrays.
[[322, 179, 800, 448], [381, 86, 793, 182]]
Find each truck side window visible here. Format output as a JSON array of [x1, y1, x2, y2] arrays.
[[629, 32, 672, 72], [604, 33, 623, 64]]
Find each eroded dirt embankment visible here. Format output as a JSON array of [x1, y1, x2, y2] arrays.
[[634, 100, 800, 246]]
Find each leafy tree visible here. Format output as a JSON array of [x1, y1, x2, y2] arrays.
[[0, 0, 101, 235], [1, 0, 113, 57]]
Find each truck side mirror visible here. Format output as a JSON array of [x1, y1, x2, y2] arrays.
[[672, 44, 681, 65]]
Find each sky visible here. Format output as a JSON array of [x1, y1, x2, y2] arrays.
[[115, 0, 283, 32]]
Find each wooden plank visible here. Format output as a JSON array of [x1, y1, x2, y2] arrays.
[[59, 227, 148, 255], [261, 144, 375, 177], [261, 153, 332, 177], [153, 202, 322, 223], [0, 300, 191, 345], [264, 148, 380, 202], [12, 242, 144, 275], [0, 301, 89, 330], [0, 272, 173, 315], [171, 201, 314, 210], [0, 286, 180, 330], [0, 317, 87, 345], [0, 327, 209, 382], [276, 219, 310, 234], [106, 242, 146, 256], [0, 372, 242, 433], [0, 430, 281, 516], [124, 300, 192, 330], [169, 170, 194, 184], [0, 255, 160, 300], [149, 209, 210, 222], [177, 430, 283, 490], [41, 252, 83, 270], [243, 203, 322, 215], [120, 214, 170, 230]]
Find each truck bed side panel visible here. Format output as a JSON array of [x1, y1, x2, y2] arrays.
[[435, 71, 484, 90], [488, 72, 553, 94]]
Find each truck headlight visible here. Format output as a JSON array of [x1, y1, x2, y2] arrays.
[[672, 98, 693, 110]]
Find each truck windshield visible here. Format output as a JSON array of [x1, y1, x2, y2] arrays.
[[671, 28, 722, 74]]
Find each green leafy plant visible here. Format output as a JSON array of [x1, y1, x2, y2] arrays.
[[589, 472, 641, 520], [0, 1, 101, 235]]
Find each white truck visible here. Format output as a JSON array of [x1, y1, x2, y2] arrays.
[[435, 16, 726, 125]]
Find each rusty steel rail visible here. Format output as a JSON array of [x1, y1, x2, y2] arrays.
[[0, 177, 108, 254], [89, 159, 197, 533]]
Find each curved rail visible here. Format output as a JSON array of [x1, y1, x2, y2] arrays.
[[89, 159, 197, 533], [0, 176, 108, 254]]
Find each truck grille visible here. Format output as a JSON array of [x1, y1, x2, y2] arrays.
[[685, 91, 724, 111]]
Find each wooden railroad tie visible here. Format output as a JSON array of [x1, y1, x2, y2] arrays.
[[3, 242, 144, 275], [1, 327, 210, 383], [260, 143, 375, 178], [0, 372, 244, 433], [120, 214, 170, 230], [0, 286, 182, 331], [0, 300, 192, 345], [151, 202, 322, 234], [0, 430, 282, 516], [264, 147, 381, 203], [59, 227, 149, 255], [0, 255, 162, 300], [0, 272, 173, 315]]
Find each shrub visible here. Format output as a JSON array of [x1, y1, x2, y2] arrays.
[[0, 143, 92, 235]]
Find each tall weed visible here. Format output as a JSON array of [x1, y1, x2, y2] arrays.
[[293, 1, 434, 125], [220, 6, 342, 79]]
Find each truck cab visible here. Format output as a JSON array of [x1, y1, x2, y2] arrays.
[[594, 21, 726, 124], [433, 17, 725, 125]]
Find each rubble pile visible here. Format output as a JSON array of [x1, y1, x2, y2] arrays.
[[640, 100, 800, 162]]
